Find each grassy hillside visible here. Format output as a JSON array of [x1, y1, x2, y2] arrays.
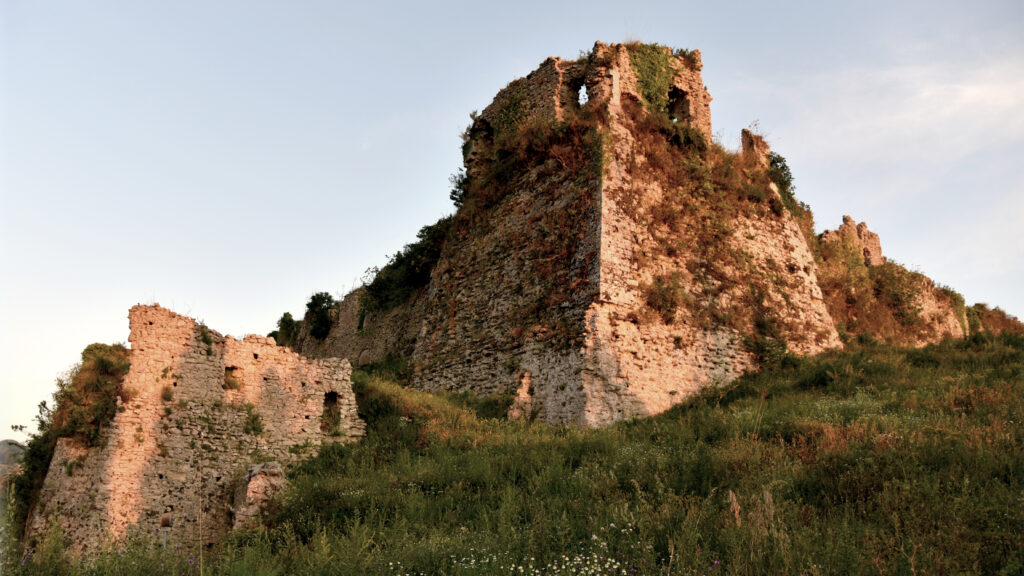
[[6, 333, 1023, 575]]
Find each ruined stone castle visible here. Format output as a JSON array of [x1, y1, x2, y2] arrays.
[[26, 41, 986, 556], [292, 42, 967, 426], [26, 305, 363, 555]]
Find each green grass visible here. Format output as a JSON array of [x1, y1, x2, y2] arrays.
[[626, 43, 675, 115], [7, 334, 1024, 575]]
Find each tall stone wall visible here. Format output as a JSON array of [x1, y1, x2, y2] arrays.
[[410, 151, 602, 424], [576, 44, 840, 425], [26, 305, 363, 555], [307, 42, 840, 426]]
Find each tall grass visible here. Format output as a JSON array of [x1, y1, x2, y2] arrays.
[[7, 335, 1023, 575]]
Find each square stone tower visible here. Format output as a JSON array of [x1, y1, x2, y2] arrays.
[[402, 42, 840, 425]]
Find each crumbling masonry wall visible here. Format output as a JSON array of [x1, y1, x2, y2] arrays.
[[302, 42, 967, 427], [304, 43, 838, 426], [26, 305, 363, 555], [294, 287, 423, 367], [578, 44, 840, 425], [818, 217, 966, 347]]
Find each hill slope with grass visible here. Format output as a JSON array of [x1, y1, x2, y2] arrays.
[[9, 333, 1023, 574]]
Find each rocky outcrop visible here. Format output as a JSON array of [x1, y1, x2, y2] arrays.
[[26, 305, 363, 555]]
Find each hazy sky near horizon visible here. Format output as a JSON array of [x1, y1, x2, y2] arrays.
[[2, 0, 1023, 441]]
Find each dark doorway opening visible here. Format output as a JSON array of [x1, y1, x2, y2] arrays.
[[321, 391, 341, 436]]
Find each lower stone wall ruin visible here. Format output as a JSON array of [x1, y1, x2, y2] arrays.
[[26, 305, 364, 555], [293, 287, 423, 367]]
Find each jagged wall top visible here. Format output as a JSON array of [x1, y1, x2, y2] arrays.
[[26, 305, 364, 555], [474, 42, 712, 144], [821, 215, 885, 267]]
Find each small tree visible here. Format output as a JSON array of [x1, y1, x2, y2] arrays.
[[275, 312, 297, 346], [306, 292, 336, 340], [767, 152, 801, 215], [449, 168, 470, 208]]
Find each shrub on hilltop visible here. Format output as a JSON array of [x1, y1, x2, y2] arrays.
[[5, 343, 130, 555], [304, 292, 336, 340]]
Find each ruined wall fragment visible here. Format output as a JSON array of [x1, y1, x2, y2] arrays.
[[820, 215, 884, 267], [26, 305, 363, 555], [307, 42, 839, 426], [293, 287, 423, 367], [818, 217, 966, 346]]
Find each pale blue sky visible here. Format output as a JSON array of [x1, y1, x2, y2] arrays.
[[3, 1, 1023, 441]]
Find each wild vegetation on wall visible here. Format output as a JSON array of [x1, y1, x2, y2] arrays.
[[304, 292, 337, 340], [268, 292, 334, 349], [359, 216, 453, 315], [967, 303, 1024, 336], [456, 112, 604, 226], [616, 71, 800, 358], [626, 43, 675, 115], [814, 230, 953, 345], [6, 343, 130, 553], [267, 312, 300, 348]]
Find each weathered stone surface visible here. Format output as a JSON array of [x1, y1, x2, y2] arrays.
[[741, 129, 771, 169], [26, 305, 363, 555], [292, 287, 422, 366], [298, 42, 841, 427], [818, 217, 966, 347], [821, 215, 884, 267], [232, 462, 287, 530]]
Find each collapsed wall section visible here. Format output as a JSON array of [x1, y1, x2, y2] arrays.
[[818, 217, 967, 347], [26, 305, 363, 555]]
